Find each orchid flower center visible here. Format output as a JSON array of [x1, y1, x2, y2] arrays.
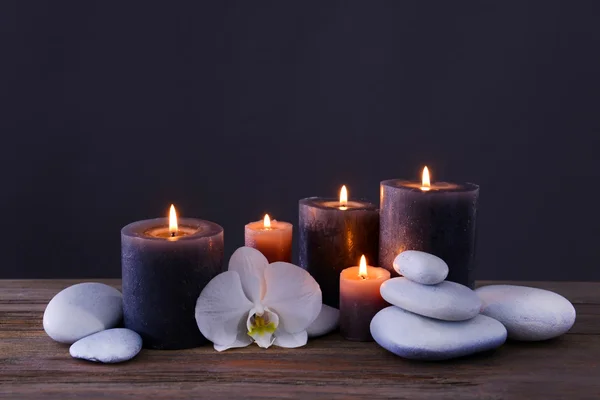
[[248, 315, 276, 336], [246, 308, 279, 349]]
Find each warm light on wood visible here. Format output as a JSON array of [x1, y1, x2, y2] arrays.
[[2, 281, 593, 396], [421, 166, 431, 191], [169, 204, 178, 235], [263, 214, 271, 229], [358, 255, 367, 278]]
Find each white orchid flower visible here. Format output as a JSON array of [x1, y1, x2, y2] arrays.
[[195, 247, 322, 351]]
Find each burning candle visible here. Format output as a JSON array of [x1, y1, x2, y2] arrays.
[[244, 214, 293, 263], [299, 185, 379, 307], [339, 255, 390, 341], [379, 167, 479, 287], [121, 204, 224, 349]]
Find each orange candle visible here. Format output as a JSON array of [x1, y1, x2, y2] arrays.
[[245, 214, 293, 263], [339, 255, 390, 341]]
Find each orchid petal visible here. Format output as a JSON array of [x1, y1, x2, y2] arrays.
[[213, 327, 252, 352], [213, 311, 253, 351], [195, 271, 253, 350], [228, 247, 268, 305], [273, 330, 308, 348], [214, 340, 251, 352], [262, 262, 322, 333], [246, 308, 279, 349]]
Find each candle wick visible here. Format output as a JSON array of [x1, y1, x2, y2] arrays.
[[171, 232, 176, 237]]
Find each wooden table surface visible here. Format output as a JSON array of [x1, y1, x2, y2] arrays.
[[0, 280, 598, 399]]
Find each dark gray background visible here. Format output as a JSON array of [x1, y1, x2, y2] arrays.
[[2, 1, 599, 280]]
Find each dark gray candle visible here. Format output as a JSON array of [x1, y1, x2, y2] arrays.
[[379, 176, 479, 288], [121, 215, 224, 350], [299, 193, 379, 307]]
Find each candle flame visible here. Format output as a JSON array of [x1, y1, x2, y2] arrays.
[[263, 214, 271, 229], [340, 185, 348, 209], [358, 255, 368, 278], [169, 204, 178, 235], [421, 166, 431, 191]]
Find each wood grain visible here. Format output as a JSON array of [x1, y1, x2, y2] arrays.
[[0, 280, 599, 399]]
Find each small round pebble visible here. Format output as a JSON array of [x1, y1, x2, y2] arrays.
[[69, 328, 142, 363], [380, 277, 481, 321], [370, 306, 507, 361], [307, 305, 339, 338], [393, 250, 448, 285], [43, 282, 123, 344], [476, 285, 576, 341]]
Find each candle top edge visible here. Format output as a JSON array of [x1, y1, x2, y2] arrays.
[[340, 265, 391, 280], [380, 180, 479, 193], [299, 197, 378, 211], [121, 217, 223, 240], [245, 220, 293, 231]]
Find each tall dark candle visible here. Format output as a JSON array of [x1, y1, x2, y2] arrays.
[[121, 217, 224, 349], [299, 194, 379, 307], [379, 178, 479, 287]]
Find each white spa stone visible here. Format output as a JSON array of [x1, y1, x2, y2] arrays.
[[43, 282, 123, 344], [476, 285, 576, 341], [70, 328, 142, 363], [370, 306, 507, 361], [393, 250, 448, 285], [380, 277, 481, 321], [307, 304, 339, 338]]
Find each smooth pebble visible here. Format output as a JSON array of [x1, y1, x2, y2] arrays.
[[393, 250, 448, 285], [380, 277, 481, 321], [371, 306, 507, 360], [476, 285, 576, 341], [70, 328, 142, 363], [307, 305, 339, 338], [43, 282, 123, 344]]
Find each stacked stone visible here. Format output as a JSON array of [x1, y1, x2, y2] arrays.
[[371, 250, 577, 361], [370, 251, 506, 361]]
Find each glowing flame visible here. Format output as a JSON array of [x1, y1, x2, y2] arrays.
[[263, 214, 271, 229], [358, 255, 368, 278], [340, 185, 348, 209], [421, 166, 431, 191], [169, 204, 178, 236]]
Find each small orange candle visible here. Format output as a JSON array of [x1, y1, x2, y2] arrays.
[[339, 255, 390, 341], [244, 214, 293, 263]]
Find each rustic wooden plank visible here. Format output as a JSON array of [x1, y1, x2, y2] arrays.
[[2, 280, 598, 334], [0, 279, 122, 303], [4, 305, 592, 337], [2, 280, 597, 304], [0, 333, 598, 399], [0, 280, 598, 399]]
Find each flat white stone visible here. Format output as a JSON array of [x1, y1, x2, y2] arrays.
[[380, 277, 481, 321], [70, 328, 142, 363], [393, 251, 448, 285], [307, 304, 339, 338], [476, 285, 576, 341], [371, 306, 507, 360], [43, 282, 123, 344]]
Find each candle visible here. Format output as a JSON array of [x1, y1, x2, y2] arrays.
[[244, 214, 293, 263], [339, 255, 390, 341], [379, 167, 479, 287], [121, 205, 224, 350], [299, 185, 379, 307]]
